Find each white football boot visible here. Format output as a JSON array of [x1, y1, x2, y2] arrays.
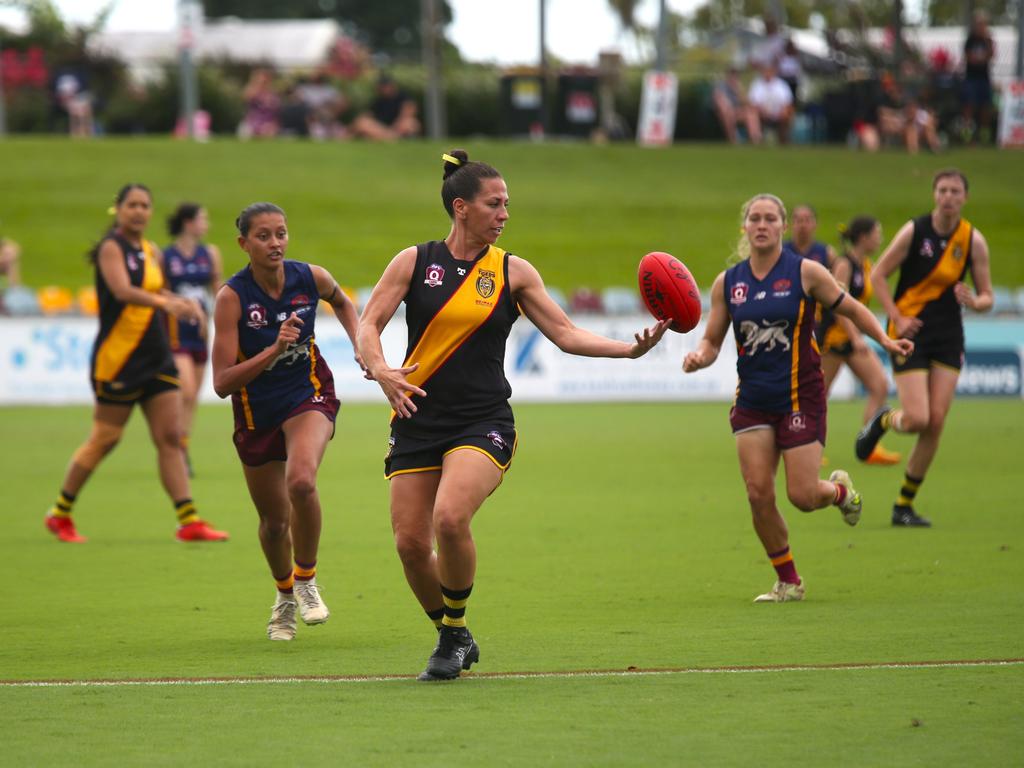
[[829, 469, 862, 526], [753, 580, 806, 603], [294, 578, 330, 625], [267, 592, 298, 641]]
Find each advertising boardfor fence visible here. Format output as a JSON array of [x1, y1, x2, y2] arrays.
[[2, 316, 1020, 405]]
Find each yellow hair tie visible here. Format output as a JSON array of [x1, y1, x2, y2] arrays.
[[107, 206, 117, 216], [442, 153, 462, 166], [837, 223, 848, 233]]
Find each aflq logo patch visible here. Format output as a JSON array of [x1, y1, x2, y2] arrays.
[[424, 264, 445, 287]]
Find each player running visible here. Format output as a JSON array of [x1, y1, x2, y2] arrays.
[[683, 194, 912, 602], [854, 169, 993, 527], [212, 202, 362, 640]]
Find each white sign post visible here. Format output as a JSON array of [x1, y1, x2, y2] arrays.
[[637, 70, 678, 147], [998, 80, 1024, 147]]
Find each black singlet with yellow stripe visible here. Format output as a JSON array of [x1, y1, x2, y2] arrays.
[[396, 241, 520, 436], [817, 253, 873, 352], [90, 234, 175, 392], [889, 213, 972, 346]]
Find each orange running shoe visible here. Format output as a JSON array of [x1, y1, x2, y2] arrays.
[[45, 514, 87, 543], [176, 520, 229, 542], [866, 445, 901, 466]]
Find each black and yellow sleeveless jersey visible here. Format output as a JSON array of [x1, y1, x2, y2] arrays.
[[90, 234, 175, 392], [889, 214, 972, 343], [818, 254, 872, 350], [395, 241, 520, 435]]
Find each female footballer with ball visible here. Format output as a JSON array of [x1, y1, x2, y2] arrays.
[[854, 169, 993, 527], [683, 193, 913, 603], [211, 202, 362, 641], [357, 149, 669, 680]]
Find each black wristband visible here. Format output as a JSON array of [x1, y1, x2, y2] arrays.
[[829, 291, 846, 311]]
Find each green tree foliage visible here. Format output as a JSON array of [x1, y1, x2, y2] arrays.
[[199, 0, 452, 56], [687, 0, 908, 30], [927, 0, 1013, 25]]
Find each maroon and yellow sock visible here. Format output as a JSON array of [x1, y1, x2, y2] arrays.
[[174, 498, 198, 525], [426, 606, 445, 629], [294, 561, 317, 582], [768, 547, 800, 585], [441, 584, 473, 628], [896, 473, 923, 508], [833, 483, 848, 506], [51, 490, 76, 519], [275, 572, 294, 595]]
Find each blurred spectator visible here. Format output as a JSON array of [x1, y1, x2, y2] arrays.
[[52, 71, 94, 137], [750, 15, 786, 69], [747, 63, 793, 144], [961, 11, 995, 144], [712, 66, 755, 145], [296, 69, 347, 140], [350, 74, 421, 141], [278, 84, 312, 138], [877, 70, 941, 154], [238, 68, 280, 139], [778, 39, 802, 102], [0, 237, 22, 288]]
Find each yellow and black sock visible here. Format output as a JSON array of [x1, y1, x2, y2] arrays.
[[275, 572, 294, 595], [51, 490, 76, 519], [441, 584, 473, 629], [174, 498, 198, 525], [294, 561, 316, 582], [426, 606, 445, 629], [896, 473, 923, 508]]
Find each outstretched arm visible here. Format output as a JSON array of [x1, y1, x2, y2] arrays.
[[510, 255, 669, 358], [683, 272, 729, 372], [311, 264, 365, 373], [803, 259, 913, 358]]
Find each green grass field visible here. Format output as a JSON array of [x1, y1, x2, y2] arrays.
[[1, 139, 1022, 291], [2, 399, 1021, 766]]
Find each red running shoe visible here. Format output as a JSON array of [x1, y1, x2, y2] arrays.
[[176, 520, 229, 542], [45, 514, 87, 543]]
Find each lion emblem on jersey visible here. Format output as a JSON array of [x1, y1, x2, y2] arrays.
[[739, 319, 791, 355], [476, 269, 496, 299]]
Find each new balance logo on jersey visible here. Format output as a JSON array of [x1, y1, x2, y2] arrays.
[[739, 319, 791, 355]]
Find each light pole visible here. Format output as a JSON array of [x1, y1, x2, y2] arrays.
[[421, 0, 446, 139], [177, 0, 200, 139]]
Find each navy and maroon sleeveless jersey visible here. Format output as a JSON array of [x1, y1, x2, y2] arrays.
[[225, 260, 334, 431], [163, 242, 214, 351], [91, 234, 174, 391], [890, 214, 972, 345], [784, 239, 829, 267], [395, 241, 520, 436], [724, 249, 824, 414]]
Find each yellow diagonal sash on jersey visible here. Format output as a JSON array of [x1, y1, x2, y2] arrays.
[[94, 240, 165, 382], [402, 246, 506, 392], [893, 219, 971, 327]]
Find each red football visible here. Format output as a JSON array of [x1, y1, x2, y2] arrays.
[[637, 252, 702, 333]]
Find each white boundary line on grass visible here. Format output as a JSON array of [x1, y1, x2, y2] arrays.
[[2, 659, 1022, 688]]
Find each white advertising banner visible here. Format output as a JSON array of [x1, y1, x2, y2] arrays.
[[637, 70, 678, 147], [0, 315, 869, 405], [998, 80, 1024, 148]]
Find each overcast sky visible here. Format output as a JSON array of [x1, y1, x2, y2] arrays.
[[0, 0, 709, 66]]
